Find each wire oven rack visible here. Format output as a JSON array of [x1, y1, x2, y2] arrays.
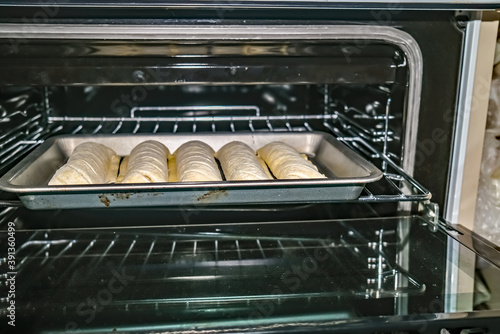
[[0, 218, 425, 320], [0, 86, 430, 206]]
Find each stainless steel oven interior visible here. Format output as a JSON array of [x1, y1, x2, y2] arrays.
[[0, 7, 500, 333]]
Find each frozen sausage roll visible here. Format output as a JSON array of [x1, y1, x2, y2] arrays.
[[216, 141, 271, 181], [122, 140, 169, 183], [176, 141, 222, 182], [48, 142, 118, 185], [257, 141, 326, 179]]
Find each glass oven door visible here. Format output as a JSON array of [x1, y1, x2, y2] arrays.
[[2, 211, 500, 333]]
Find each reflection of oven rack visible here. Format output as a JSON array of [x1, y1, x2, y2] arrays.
[[0, 220, 425, 317], [0, 85, 430, 206]]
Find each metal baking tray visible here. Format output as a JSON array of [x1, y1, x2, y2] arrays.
[[0, 132, 383, 209]]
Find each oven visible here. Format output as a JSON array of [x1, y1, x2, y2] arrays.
[[1, 2, 500, 333]]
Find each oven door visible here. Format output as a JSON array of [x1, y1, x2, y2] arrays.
[[0, 213, 499, 333]]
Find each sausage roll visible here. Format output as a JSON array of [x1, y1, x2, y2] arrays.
[[49, 142, 118, 185], [257, 141, 326, 179], [216, 141, 271, 181], [176, 141, 222, 182], [122, 140, 169, 183]]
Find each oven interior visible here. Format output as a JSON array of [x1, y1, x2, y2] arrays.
[[0, 39, 425, 207], [1, 34, 499, 333]]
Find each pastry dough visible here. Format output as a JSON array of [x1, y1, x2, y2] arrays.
[[176, 141, 222, 182], [216, 141, 270, 181], [48, 142, 118, 185], [301, 153, 319, 171], [122, 140, 169, 183], [257, 141, 326, 179]]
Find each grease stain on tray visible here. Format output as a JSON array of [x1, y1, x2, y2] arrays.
[[111, 193, 131, 200], [99, 195, 110, 207], [197, 189, 227, 202], [99, 193, 133, 207]]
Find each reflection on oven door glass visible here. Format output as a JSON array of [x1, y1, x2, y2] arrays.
[[2, 215, 500, 332]]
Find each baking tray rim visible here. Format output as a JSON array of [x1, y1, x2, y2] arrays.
[[0, 132, 384, 194]]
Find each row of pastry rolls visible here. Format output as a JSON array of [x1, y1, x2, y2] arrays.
[[49, 139, 326, 185], [49, 140, 222, 185], [170, 140, 325, 182], [216, 141, 325, 180]]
